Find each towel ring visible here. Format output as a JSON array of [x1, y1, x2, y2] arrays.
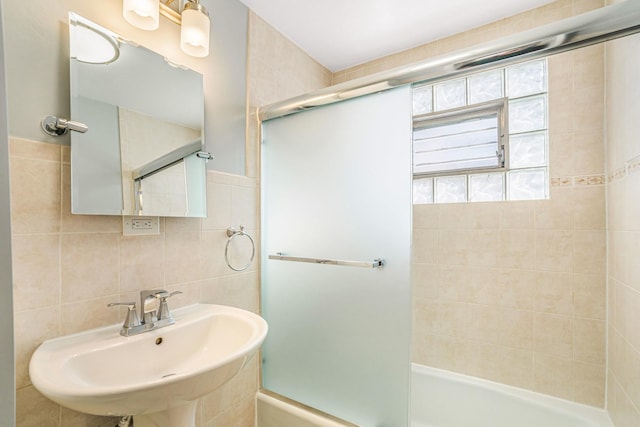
[[225, 226, 255, 272]]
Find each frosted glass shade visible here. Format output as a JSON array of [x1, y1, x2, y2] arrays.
[[180, 6, 210, 57], [123, 0, 160, 30]]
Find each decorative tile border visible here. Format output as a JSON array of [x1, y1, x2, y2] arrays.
[[628, 155, 640, 174], [575, 175, 605, 186], [609, 166, 627, 183], [551, 177, 573, 187], [550, 175, 606, 188], [607, 155, 640, 184]]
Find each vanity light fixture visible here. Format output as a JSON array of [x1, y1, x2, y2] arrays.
[[122, 0, 210, 58]]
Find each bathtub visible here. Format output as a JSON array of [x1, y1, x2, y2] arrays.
[[411, 363, 613, 427], [257, 364, 614, 427]]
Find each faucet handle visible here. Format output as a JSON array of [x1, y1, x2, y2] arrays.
[[107, 302, 141, 333], [154, 290, 181, 299], [156, 291, 182, 321]]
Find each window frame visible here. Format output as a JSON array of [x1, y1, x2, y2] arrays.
[[412, 98, 509, 178]]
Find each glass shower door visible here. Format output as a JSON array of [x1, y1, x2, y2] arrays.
[[261, 86, 413, 426]]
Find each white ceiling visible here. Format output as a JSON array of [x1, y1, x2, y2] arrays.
[[237, 0, 556, 71]]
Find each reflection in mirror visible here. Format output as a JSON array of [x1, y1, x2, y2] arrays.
[[69, 12, 209, 217]]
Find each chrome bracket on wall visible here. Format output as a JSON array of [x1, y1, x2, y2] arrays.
[[41, 116, 88, 136]]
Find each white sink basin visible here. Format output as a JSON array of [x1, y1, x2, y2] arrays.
[[29, 304, 268, 427]]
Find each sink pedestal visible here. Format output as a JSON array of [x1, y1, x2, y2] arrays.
[[132, 401, 198, 427]]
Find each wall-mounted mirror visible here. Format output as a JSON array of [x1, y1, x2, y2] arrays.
[[69, 12, 209, 217]]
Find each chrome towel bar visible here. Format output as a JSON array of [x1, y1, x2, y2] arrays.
[[268, 253, 384, 269]]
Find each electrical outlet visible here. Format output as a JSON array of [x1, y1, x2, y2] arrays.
[[132, 218, 153, 229], [123, 216, 159, 236]]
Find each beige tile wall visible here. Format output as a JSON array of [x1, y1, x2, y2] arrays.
[[10, 137, 259, 426], [605, 28, 640, 427], [10, 11, 331, 427], [330, 0, 607, 407]]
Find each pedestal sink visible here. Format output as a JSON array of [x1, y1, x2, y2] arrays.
[[29, 304, 268, 427]]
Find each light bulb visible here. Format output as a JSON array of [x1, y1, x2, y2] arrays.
[[123, 0, 160, 30]]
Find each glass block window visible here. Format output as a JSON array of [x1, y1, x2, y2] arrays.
[[412, 58, 548, 204]]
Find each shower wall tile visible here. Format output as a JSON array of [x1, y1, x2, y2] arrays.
[[412, 263, 439, 299], [497, 270, 536, 310], [549, 134, 575, 176], [467, 202, 500, 229], [573, 362, 606, 408], [607, 27, 640, 426], [500, 201, 535, 229], [574, 318, 606, 364], [534, 188, 574, 229], [533, 353, 574, 399], [400, 0, 604, 406], [396, 1, 607, 405], [437, 229, 468, 265], [534, 271, 573, 315], [499, 230, 536, 269], [574, 186, 605, 230], [438, 203, 468, 229], [412, 228, 439, 264], [468, 230, 499, 267], [493, 347, 534, 389], [574, 131, 605, 176], [535, 229, 574, 273], [435, 266, 461, 302], [573, 274, 605, 320], [574, 230, 606, 274], [534, 312, 574, 358]]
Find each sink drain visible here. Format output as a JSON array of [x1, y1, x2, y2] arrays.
[[155, 337, 163, 345]]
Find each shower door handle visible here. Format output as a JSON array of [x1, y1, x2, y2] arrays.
[[269, 253, 384, 269]]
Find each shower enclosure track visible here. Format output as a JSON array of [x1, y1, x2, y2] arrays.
[[258, 0, 640, 122]]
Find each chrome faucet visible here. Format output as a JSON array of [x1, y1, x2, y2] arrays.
[[140, 289, 161, 325], [108, 289, 182, 337]]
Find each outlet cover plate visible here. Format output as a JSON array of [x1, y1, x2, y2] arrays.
[[123, 216, 160, 236]]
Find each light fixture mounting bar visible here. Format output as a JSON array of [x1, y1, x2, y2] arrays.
[[159, 3, 181, 25]]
